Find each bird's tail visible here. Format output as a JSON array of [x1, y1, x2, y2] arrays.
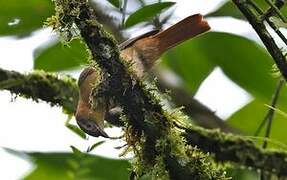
[[153, 14, 210, 54]]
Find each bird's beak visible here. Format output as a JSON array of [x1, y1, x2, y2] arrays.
[[76, 118, 109, 138]]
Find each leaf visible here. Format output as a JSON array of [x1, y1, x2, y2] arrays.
[[107, 0, 121, 8], [66, 124, 87, 139], [0, 0, 53, 37], [226, 168, 257, 180], [228, 95, 287, 145], [208, 1, 287, 19], [87, 141, 105, 152], [125, 2, 176, 28], [162, 32, 278, 99], [207, 2, 243, 19], [5, 148, 130, 180], [163, 32, 287, 147], [162, 40, 215, 92], [70, 146, 83, 156], [166, 32, 285, 101], [34, 40, 89, 72]]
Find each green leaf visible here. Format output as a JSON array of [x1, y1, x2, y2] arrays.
[[162, 40, 215, 92], [207, 2, 243, 19], [167, 32, 283, 101], [107, 0, 121, 8], [0, 0, 53, 37], [228, 94, 287, 145], [66, 124, 87, 139], [162, 32, 279, 100], [70, 146, 83, 156], [163, 32, 287, 146], [208, 1, 287, 19], [87, 141, 105, 152], [226, 168, 258, 180], [34, 40, 89, 72], [5, 149, 130, 180], [125, 2, 176, 28]]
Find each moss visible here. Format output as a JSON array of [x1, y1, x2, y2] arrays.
[[0, 68, 78, 114], [50, 0, 229, 179]]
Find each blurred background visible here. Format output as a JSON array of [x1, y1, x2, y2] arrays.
[[1, 0, 287, 179]]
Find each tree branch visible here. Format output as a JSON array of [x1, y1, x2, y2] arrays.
[[51, 0, 227, 179], [1, 0, 287, 177], [181, 125, 287, 177], [232, 0, 287, 81], [155, 70, 241, 134], [88, 4, 237, 133], [1, 67, 287, 176], [0, 68, 78, 114]]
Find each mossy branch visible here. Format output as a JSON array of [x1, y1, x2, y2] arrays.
[[1, 67, 287, 176], [1, 0, 287, 178], [181, 125, 287, 177], [87, 2, 236, 134], [0, 68, 78, 113], [51, 0, 227, 179]]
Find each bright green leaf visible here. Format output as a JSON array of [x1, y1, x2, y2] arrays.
[[208, 1, 287, 19], [87, 141, 105, 152], [70, 146, 83, 156], [228, 93, 287, 145], [167, 32, 284, 102], [34, 40, 89, 72], [226, 168, 258, 180], [0, 0, 53, 37], [207, 2, 243, 19], [163, 32, 280, 101], [163, 32, 287, 147], [162, 39, 215, 92], [125, 2, 176, 28], [66, 124, 87, 139], [5, 149, 130, 180], [107, 0, 121, 8]]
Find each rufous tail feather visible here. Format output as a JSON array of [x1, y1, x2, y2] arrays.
[[153, 14, 210, 55]]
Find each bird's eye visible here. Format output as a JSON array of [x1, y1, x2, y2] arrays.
[[83, 121, 94, 130]]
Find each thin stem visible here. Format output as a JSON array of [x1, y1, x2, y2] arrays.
[[247, 0, 264, 15], [264, 0, 287, 46], [255, 79, 284, 137], [232, 0, 287, 81], [264, 0, 285, 18], [262, 79, 285, 148], [121, 0, 128, 28], [247, 0, 287, 46], [264, 0, 287, 22], [266, 18, 287, 46], [260, 79, 284, 180], [254, 114, 268, 136]]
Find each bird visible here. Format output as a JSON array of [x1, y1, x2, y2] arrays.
[[75, 14, 210, 138]]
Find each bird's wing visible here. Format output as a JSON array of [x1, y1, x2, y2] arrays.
[[78, 67, 95, 86], [119, 30, 159, 50]]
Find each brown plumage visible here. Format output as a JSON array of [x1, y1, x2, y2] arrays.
[[76, 14, 210, 137]]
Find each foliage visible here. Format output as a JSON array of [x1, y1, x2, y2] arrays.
[[5, 148, 130, 180], [1, 0, 287, 179]]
